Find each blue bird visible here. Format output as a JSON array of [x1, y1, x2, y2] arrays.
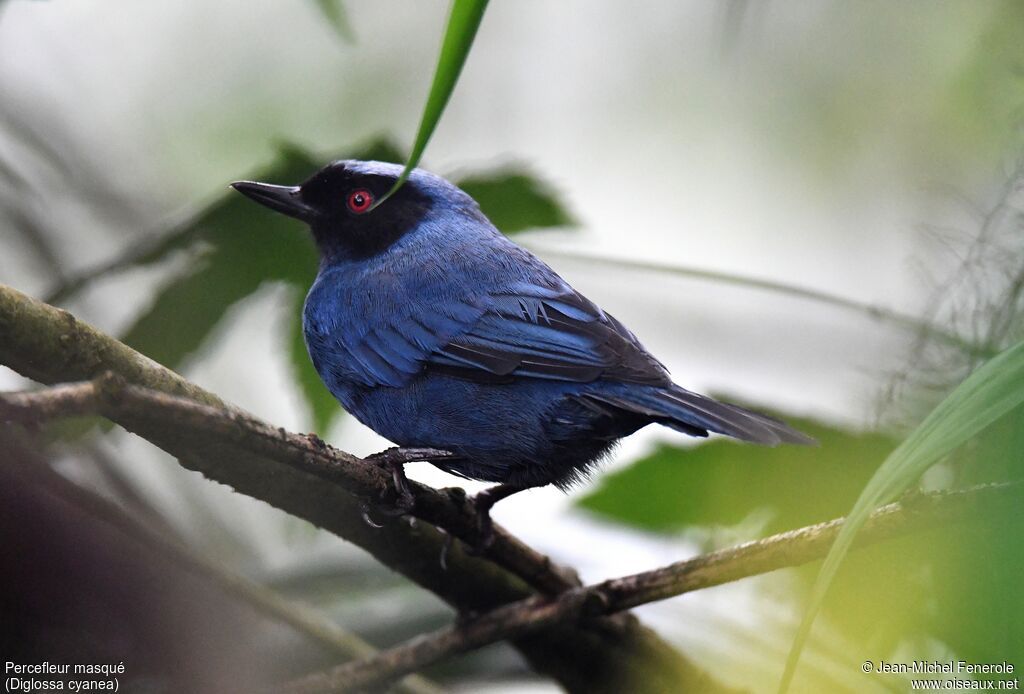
[[232, 161, 812, 541]]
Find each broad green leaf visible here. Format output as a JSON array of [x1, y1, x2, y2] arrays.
[[778, 338, 1024, 694], [121, 146, 322, 369], [375, 0, 490, 207], [456, 169, 575, 234], [577, 417, 897, 537], [311, 0, 355, 43]]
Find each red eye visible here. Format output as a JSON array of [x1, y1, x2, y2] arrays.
[[347, 189, 373, 214]]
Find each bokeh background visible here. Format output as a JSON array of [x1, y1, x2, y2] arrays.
[[1, 1, 1022, 692]]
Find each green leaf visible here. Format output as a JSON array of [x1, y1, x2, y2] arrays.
[[577, 416, 897, 537], [375, 0, 490, 207], [456, 168, 575, 234], [121, 146, 323, 369], [311, 0, 355, 43], [778, 338, 1024, 694]]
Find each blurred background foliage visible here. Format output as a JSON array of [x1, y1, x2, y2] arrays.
[[1, 1, 1023, 692]]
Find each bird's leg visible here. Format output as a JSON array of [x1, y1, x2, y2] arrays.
[[467, 483, 527, 554]]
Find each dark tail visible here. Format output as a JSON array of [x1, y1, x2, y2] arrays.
[[583, 384, 815, 446]]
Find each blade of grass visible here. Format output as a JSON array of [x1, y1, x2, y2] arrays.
[[372, 0, 490, 208], [777, 337, 1024, 694]]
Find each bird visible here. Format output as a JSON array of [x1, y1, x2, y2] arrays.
[[232, 160, 813, 545]]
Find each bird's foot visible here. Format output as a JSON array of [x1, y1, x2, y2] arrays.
[[357, 449, 414, 526], [360, 447, 455, 527]]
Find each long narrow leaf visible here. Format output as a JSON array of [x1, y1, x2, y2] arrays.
[[374, 0, 489, 208], [778, 338, 1024, 693]]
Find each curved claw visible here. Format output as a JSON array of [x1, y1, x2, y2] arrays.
[[360, 502, 384, 529], [439, 529, 453, 571]]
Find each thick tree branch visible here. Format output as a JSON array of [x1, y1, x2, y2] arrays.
[[0, 376, 574, 592], [287, 481, 1023, 693], [0, 284, 731, 694], [1, 428, 442, 694]]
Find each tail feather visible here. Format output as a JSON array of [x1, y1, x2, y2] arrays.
[[583, 385, 815, 446]]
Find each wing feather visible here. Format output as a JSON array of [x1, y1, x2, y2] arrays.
[[428, 286, 668, 385], [305, 268, 668, 388]]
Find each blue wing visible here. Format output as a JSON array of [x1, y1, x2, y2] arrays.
[[304, 271, 668, 389], [427, 281, 668, 385]]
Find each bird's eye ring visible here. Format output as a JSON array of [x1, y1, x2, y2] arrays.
[[347, 189, 373, 214]]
